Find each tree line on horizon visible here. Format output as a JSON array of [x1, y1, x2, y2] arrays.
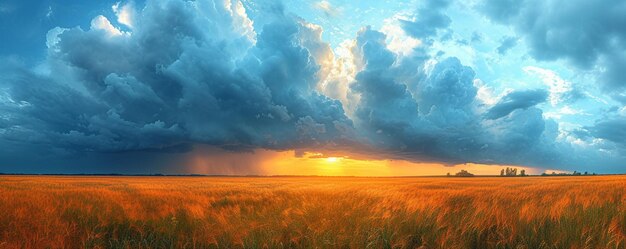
[[501, 167, 526, 177], [447, 168, 598, 177]]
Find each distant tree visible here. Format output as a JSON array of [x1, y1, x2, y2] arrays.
[[520, 169, 526, 176], [503, 167, 524, 176], [584, 171, 588, 175], [455, 170, 474, 177], [447, 172, 451, 177]]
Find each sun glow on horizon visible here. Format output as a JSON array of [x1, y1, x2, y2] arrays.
[[186, 147, 542, 177]]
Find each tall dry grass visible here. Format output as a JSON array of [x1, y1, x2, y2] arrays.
[[0, 176, 625, 248]]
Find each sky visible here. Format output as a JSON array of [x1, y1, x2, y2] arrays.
[[0, 0, 625, 175]]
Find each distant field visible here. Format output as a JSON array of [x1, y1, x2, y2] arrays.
[[0, 176, 625, 249]]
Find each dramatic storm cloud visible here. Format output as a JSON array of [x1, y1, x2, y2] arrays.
[[0, 0, 624, 173]]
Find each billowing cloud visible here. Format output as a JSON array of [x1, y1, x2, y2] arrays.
[[90, 15, 125, 36], [347, 27, 566, 168], [1, 0, 354, 160], [0, 0, 624, 173], [478, 0, 626, 102], [112, 2, 135, 28]]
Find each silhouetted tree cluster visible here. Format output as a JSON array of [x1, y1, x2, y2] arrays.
[[455, 170, 474, 177], [540, 171, 597, 176], [500, 167, 526, 176]]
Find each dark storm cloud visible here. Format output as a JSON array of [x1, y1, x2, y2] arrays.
[[479, 0, 626, 102], [348, 28, 563, 167], [0, 0, 354, 168], [585, 117, 626, 148], [0, 0, 624, 173], [572, 115, 626, 166], [484, 89, 548, 120], [344, 27, 626, 171]]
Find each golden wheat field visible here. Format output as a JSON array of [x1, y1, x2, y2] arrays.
[[0, 176, 625, 249]]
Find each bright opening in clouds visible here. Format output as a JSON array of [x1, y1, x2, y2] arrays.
[[0, 0, 624, 174]]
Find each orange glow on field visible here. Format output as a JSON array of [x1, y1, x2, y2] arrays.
[[2, 175, 625, 248]]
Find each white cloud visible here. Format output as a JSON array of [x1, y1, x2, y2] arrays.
[[319, 39, 359, 117], [90, 15, 124, 37], [314, 0, 340, 17], [380, 16, 422, 56], [523, 66, 574, 106], [560, 106, 580, 115], [544, 106, 587, 119], [46, 27, 67, 50], [46, 6, 53, 18], [474, 78, 498, 106], [226, 0, 256, 42], [112, 2, 134, 28], [584, 91, 610, 105]]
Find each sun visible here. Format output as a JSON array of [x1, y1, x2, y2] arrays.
[[325, 157, 340, 163]]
